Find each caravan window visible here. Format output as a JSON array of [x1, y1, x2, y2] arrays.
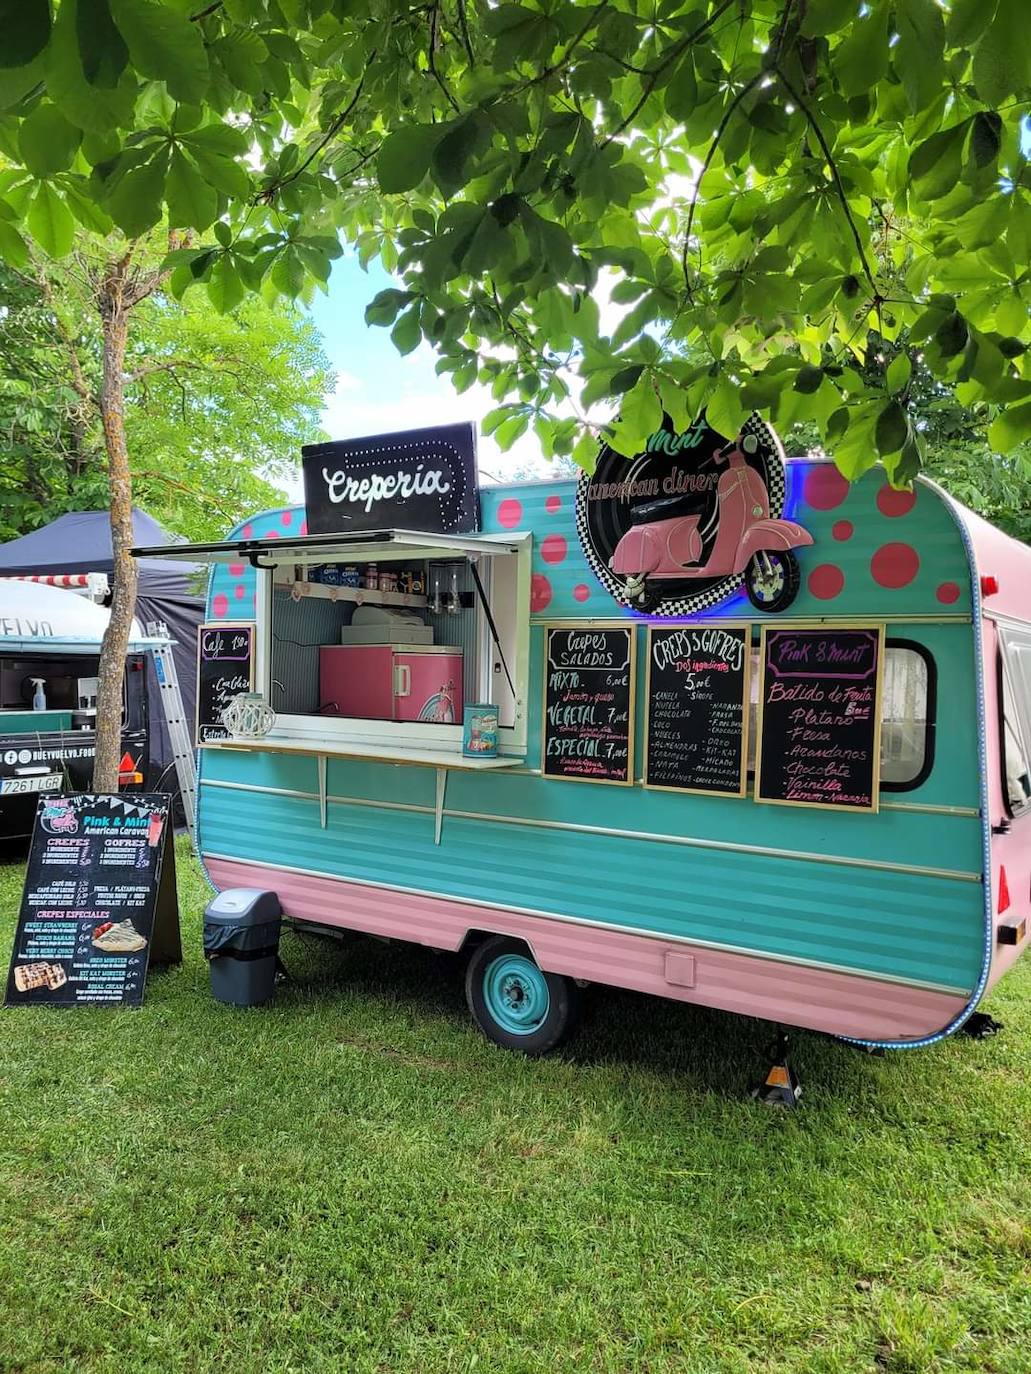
[[260, 537, 531, 759], [999, 626, 1031, 817], [746, 639, 934, 791]]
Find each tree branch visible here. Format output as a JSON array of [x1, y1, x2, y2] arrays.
[[257, 65, 374, 203], [679, 71, 766, 290], [602, 0, 739, 146], [774, 65, 879, 297]]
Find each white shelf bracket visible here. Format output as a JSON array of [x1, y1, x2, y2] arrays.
[[434, 766, 448, 845]]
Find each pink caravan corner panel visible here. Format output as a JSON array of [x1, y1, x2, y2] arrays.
[[205, 857, 968, 1044]]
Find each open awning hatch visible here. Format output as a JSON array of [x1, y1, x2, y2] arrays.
[[132, 528, 527, 568]]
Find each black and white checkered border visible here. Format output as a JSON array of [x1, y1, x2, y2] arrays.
[[575, 413, 786, 618]]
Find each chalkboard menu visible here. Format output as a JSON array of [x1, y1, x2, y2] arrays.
[[197, 622, 254, 743], [543, 626, 635, 785], [756, 626, 885, 812], [4, 794, 182, 1008], [645, 625, 750, 795]]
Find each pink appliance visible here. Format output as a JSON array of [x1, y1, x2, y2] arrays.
[[319, 645, 463, 723]]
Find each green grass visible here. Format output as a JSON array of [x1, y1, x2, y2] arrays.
[[0, 836, 1029, 1374]]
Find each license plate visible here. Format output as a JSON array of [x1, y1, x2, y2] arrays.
[[0, 774, 62, 796]]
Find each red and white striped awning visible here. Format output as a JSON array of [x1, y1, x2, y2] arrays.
[[0, 573, 109, 599]]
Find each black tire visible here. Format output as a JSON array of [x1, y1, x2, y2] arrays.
[[465, 935, 581, 1056], [744, 549, 801, 613]]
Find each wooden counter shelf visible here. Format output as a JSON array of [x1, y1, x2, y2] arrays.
[[201, 735, 520, 843]]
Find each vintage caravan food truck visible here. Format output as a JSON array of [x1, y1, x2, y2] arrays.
[[136, 418, 1031, 1059]]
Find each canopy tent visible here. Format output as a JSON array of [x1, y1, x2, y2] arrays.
[[0, 509, 206, 790], [0, 577, 143, 646]]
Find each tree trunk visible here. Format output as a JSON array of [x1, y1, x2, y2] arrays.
[[93, 285, 137, 794]]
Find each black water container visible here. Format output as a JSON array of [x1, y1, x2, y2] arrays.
[[203, 889, 282, 1007]]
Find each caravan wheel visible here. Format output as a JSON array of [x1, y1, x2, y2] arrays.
[[465, 936, 581, 1056]]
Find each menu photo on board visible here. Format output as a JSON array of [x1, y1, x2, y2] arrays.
[[755, 624, 885, 812], [644, 624, 751, 796], [197, 622, 255, 743], [542, 625, 636, 785], [4, 793, 182, 1008]]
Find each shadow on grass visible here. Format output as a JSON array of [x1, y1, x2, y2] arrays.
[[274, 924, 896, 1104]]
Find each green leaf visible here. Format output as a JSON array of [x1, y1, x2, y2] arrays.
[[664, 52, 697, 122], [908, 122, 967, 200], [390, 306, 422, 356], [46, 0, 137, 133], [801, 0, 856, 36], [26, 181, 75, 257], [704, 381, 747, 440], [875, 399, 908, 457], [0, 217, 29, 268], [835, 3, 890, 100], [106, 148, 168, 237], [205, 254, 246, 312], [946, 0, 998, 46], [431, 115, 486, 197], [62, 176, 113, 232], [165, 147, 217, 231], [109, 0, 209, 103], [610, 365, 644, 395], [77, 0, 128, 87], [213, 219, 232, 248], [987, 400, 1031, 452], [972, 0, 1028, 105], [886, 353, 911, 395], [365, 288, 413, 326], [894, 0, 945, 114], [0, 0, 51, 67], [934, 311, 968, 358], [794, 365, 824, 394], [969, 111, 1003, 169], [18, 103, 80, 175], [378, 125, 441, 195]]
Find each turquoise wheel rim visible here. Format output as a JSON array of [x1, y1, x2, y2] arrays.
[[482, 954, 550, 1036]]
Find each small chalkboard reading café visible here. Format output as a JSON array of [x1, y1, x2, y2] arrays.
[[135, 415, 1031, 1058]]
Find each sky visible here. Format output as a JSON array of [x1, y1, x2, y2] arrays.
[[300, 255, 557, 500]]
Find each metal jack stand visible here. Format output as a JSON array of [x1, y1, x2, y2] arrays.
[[750, 1030, 802, 1109], [959, 1012, 1003, 1039]]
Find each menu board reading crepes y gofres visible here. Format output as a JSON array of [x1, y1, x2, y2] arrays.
[[4, 794, 181, 1007], [645, 625, 750, 795], [756, 626, 884, 812], [197, 622, 254, 743], [543, 626, 635, 785]]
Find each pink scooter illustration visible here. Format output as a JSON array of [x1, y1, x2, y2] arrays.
[[610, 432, 813, 612]]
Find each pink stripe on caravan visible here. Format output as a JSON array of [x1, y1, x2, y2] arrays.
[[205, 858, 968, 1043]]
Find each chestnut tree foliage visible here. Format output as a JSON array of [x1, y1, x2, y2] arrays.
[[0, 0, 1028, 484]]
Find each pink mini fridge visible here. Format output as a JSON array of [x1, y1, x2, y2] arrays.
[[319, 645, 463, 723]]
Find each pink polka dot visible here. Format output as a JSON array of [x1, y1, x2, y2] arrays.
[[234, 583, 245, 600], [803, 465, 850, 511], [530, 574, 552, 613], [241, 524, 253, 538], [936, 581, 961, 605], [832, 520, 853, 542], [573, 584, 590, 603], [545, 494, 561, 514], [871, 542, 919, 589], [300, 521, 308, 536], [281, 510, 294, 527], [808, 564, 845, 600], [540, 533, 567, 565], [228, 563, 245, 576], [265, 529, 279, 538], [497, 498, 523, 529], [212, 593, 229, 618], [876, 483, 917, 518]]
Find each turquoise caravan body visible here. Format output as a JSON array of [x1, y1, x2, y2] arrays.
[[141, 429, 1031, 1053]]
